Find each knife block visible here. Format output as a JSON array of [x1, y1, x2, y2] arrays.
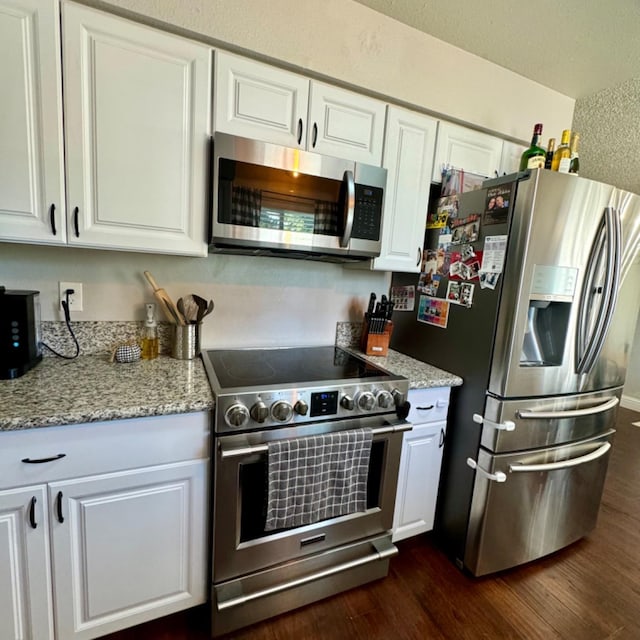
[[360, 319, 393, 357]]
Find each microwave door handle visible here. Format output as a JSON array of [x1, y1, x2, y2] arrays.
[[339, 170, 355, 248]]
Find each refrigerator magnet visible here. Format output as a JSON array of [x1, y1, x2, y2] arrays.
[[417, 295, 450, 328], [479, 271, 500, 290], [390, 285, 415, 311], [484, 186, 512, 225], [481, 235, 508, 273]]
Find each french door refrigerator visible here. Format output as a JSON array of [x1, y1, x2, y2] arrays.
[[390, 168, 640, 576]]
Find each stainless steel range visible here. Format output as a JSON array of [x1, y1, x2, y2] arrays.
[[201, 345, 410, 636]]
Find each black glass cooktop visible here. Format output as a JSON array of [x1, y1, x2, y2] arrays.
[[202, 346, 391, 390]]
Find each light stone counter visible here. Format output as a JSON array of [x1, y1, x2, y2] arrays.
[[0, 355, 214, 431]]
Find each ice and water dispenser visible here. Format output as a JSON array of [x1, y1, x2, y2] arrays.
[[520, 265, 578, 366]]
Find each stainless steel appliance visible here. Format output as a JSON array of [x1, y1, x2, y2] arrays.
[[390, 169, 640, 576], [201, 345, 410, 636], [0, 287, 42, 379], [209, 133, 387, 262]]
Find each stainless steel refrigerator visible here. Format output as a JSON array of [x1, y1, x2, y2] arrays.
[[390, 168, 640, 576]]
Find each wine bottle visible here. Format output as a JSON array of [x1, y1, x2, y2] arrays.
[[544, 138, 556, 169], [519, 123, 546, 171], [569, 132, 580, 175], [551, 129, 572, 173]]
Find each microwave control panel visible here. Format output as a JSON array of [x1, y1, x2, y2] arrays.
[[351, 185, 383, 241]]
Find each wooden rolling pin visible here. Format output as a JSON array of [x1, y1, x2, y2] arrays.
[[143, 271, 185, 325]]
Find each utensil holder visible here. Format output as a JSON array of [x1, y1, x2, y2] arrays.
[[172, 324, 201, 360]]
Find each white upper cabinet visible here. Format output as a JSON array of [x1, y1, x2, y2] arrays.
[[307, 81, 386, 165], [372, 106, 437, 272], [499, 140, 527, 176], [214, 51, 386, 165], [214, 51, 309, 148], [0, 0, 66, 245], [432, 121, 504, 182], [62, 1, 211, 256]]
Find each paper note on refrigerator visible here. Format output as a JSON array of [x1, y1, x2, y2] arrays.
[[481, 235, 508, 273]]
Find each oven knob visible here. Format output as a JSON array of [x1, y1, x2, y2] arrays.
[[392, 388, 406, 407], [224, 403, 250, 429], [340, 395, 355, 411], [271, 400, 293, 422], [376, 389, 394, 409], [355, 391, 376, 412], [294, 400, 309, 416], [250, 400, 270, 423]]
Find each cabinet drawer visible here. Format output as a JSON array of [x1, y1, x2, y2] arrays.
[[407, 388, 451, 425], [0, 412, 211, 489]]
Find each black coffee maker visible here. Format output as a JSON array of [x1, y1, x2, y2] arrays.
[[0, 287, 43, 379]]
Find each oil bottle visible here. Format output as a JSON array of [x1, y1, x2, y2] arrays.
[[141, 302, 159, 359]]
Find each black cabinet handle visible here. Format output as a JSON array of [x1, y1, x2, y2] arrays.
[[49, 203, 57, 235], [297, 118, 303, 145], [55, 491, 64, 523], [416, 405, 434, 411], [439, 428, 445, 448], [29, 496, 37, 529], [21, 453, 66, 464], [73, 206, 80, 237], [312, 122, 318, 148], [417, 247, 421, 266]]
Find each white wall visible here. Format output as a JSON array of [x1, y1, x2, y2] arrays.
[[0, 243, 387, 348]]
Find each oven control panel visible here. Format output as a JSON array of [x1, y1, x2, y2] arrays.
[[216, 382, 408, 432]]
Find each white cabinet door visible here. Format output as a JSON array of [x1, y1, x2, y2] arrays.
[[213, 52, 386, 165], [372, 106, 437, 272], [214, 50, 309, 148], [392, 421, 446, 542], [0, 485, 54, 640], [392, 387, 451, 542], [62, 2, 210, 256], [307, 81, 386, 165], [50, 459, 208, 640], [432, 122, 503, 182], [0, 0, 66, 246], [499, 140, 527, 176]]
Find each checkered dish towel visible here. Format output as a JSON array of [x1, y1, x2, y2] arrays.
[[265, 429, 373, 531]]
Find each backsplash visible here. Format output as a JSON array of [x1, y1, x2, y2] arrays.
[[40, 321, 174, 358], [41, 320, 364, 358]]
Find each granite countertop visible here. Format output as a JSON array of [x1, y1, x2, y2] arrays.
[[352, 348, 463, 390], [0, 346, 460, 432], [0, 355, 214, 431]]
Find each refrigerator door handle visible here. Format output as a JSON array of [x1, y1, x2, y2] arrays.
[[576, 207, 622, 374], [516, 396, 619, 420], [509, 442, 611, 473], [466, 458, 507, 482], [472, 414, 515, 431]]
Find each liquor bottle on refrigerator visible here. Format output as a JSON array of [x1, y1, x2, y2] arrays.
[[569, 132, 580, 175], [519, 123, 546, 170], [551, 129, 572, 172], [544, 138, 556, 169]]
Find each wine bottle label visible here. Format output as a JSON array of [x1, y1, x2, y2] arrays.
[[527, 156, 545, 169], [558, 157, 571, 173]]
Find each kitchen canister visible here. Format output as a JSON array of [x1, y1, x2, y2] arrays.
[[172, 323, 201, 360]]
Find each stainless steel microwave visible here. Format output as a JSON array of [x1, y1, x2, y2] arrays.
[[209, 133, 387, 262]]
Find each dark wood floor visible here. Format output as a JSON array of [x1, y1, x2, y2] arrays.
[[104, 407, 640, 640]]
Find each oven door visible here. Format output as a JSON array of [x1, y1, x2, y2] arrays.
[[212, 414, 408, 583]]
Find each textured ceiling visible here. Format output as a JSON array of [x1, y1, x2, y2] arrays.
[[352, 0, 640, 98]]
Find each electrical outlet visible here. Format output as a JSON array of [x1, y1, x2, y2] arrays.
[[59, 282, 83, 312]]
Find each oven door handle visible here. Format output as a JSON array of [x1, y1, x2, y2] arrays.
[[219, 422, 412, 459], [216, 537, 398, 611]]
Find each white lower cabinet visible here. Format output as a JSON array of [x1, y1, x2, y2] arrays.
[[392, 387, 451, 542], [0, 485, 54, 640], [0, 412, 210, 640]]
